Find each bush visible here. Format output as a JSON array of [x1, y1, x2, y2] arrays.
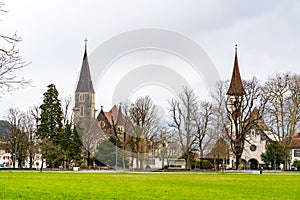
[[201, 160, 213, 169], [191, 160, 200, 169], [292, 160, 300, 171], [80, 164, 89, 169]]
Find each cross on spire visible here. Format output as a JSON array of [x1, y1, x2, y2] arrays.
[[84, 37, 88, 50], [75, 38, 94, 93]]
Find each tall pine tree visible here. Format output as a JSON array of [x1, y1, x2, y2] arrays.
[[37, 84, 64, 170]]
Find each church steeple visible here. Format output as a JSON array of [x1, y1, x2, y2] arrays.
[[227, 45, 246, 96], [76, 38, 94, 93], [74, 39, 96, 122], [116, 104, 124, 126]]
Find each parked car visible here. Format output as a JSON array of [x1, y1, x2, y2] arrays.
[[0, 163, 10, 168]]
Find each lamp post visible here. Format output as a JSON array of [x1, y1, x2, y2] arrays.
[[115, 138, 118, 170], [152, 141, 154, 169], [13, 136, 17, 168]]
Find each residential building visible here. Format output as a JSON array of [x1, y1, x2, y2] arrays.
[[291, 133, 300, 165]]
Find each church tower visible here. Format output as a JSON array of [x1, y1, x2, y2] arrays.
[[74, 39, 96, 123], [226, 45, 246, 115], [226, 45, 246, 169]]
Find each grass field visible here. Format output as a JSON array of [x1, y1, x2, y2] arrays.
[[0, 171, 299, 199]]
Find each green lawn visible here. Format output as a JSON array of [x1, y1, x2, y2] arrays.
[[0, 171, 299, 199]]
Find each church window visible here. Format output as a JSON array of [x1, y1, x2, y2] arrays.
[[79, 94, 85, 102], [250, 145, 257, 152], [251, 129, 255, 136], [99, 120, 105, 128], [117, 126, 124, 133], [80, 106, 84, 117]]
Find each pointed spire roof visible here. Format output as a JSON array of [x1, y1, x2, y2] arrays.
[[227, 45, 246, 96], [116, 104, 124, 126], [76, 38, 94, 93]]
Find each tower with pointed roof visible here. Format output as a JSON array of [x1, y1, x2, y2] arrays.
[[73, 39, 96, 123], [227, 45, 245, 96], [227, 45, 246, 116], [226, 45, 245, 169]]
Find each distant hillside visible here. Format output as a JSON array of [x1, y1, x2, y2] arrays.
[[0, 120, 11, 141]]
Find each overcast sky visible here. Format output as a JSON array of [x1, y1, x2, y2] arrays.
[[1, 0, 299, 118]]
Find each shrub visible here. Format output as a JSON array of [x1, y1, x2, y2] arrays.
[[292, 160, 300, 171], [80, 164, 89, 169], [201, 160, 213, 169]]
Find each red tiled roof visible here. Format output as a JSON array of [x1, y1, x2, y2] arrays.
[[291, 133, 300, 148], [104, 105, 119, 125]]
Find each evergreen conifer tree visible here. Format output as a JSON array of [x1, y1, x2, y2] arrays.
[[37, 84, 64, 170], [38, 84, 63, 141]]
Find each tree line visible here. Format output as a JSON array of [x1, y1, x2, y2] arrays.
[[1, 84, 83, 170]]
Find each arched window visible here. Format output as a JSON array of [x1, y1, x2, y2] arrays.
[[79, 94, 85, 102]]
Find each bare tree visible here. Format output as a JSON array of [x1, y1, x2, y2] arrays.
[[156, 127, 179, 169], [119, 96, 160, 169], [116, 102, 132, 169], [129, 96, 159, 169], [62, 96, 72, 126], [29, 105, 42, 168], [3, 108, 28, 168], [194, 101, 215, 160], [0, 3, 30, 95], [21, 111, 38, 168], [263, 73, 300, 169], [168, 86, 198, 169], [211, 81, 232, 169], [77, 118, 106, 168]]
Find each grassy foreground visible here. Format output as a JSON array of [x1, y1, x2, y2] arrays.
[[0, 171, 299, 199]]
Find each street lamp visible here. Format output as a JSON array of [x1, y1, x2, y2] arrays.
[[115, 137, 118, 170], [13, 136, 17, 168], [152, 141, 154, 169]]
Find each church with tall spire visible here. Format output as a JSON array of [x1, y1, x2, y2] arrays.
[[226, 45, 274, 170], [73, 39, 127, 167], [73, 39, 96, 123], [73, 39, 124, 133]]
